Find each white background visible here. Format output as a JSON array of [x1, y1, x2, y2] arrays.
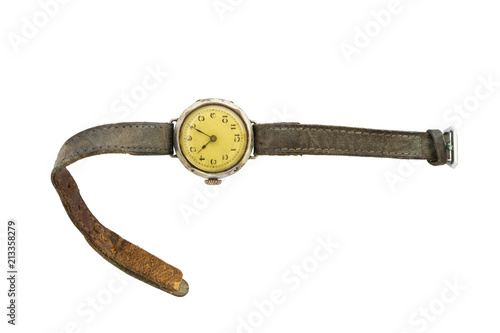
[[1, 0, 499, 332]]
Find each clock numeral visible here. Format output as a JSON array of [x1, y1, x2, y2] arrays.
[[190, 147, 196, 152], [231, 124, 236, 130], [222, 115, 228, 124], [187, 136, 192, 141], [191, 123, 197, 128], [234, 134, 241, 142], [210, 159, 217, 165], [222, 154, 228, 161], [199, 156, 205, 161], [231, 149, 236, 151], [198, 115, 205, 122], [210, 113, 216, 119]]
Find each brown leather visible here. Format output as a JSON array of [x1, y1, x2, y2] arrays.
[[254, 123, 448, 166], [52, 120, 449, 298], [51, 122, 189, 296]]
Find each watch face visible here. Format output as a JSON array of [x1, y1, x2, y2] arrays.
[[175, 99, 253, 178]]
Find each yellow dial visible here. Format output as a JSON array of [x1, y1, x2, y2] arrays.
[[179, 104, 248, 173]]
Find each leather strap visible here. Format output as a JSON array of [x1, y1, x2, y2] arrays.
[[52, 120, 448, 297], [254, 123, 448, 165], [51, 122, 189, 296]]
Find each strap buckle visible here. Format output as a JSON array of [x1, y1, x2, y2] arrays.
[[444, 127, 458, 168]]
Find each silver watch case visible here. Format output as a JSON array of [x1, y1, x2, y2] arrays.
[[173, 98, 254, 180]]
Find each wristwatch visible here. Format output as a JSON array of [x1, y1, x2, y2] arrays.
[[51, 98, 458, 297]]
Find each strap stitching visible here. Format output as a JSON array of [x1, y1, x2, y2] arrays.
[[60, 146, 170, 167], [264, 127, 419, 138], [262, 147, 414, 155], [259, 127, 421, 155], [66, 124, 167, 144]]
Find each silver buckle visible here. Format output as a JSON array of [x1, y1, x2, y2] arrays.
[[444, 127, 458, 168]]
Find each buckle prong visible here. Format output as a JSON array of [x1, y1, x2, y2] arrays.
[[444, 126, 458, 168]]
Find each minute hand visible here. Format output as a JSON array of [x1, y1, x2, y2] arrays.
[[191, 126, 211, 138]]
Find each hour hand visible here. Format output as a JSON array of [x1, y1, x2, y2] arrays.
[[197, 135, 217, 154], [198, 140, 211, 154]]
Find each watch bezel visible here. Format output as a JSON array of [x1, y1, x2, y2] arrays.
[[173, 98, 254, 180]]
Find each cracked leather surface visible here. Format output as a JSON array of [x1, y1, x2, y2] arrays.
[[52, 120, 448, 297], [51, 122, 188, 297]]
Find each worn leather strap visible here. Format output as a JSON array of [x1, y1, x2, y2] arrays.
[[52, 120, 448, 297], [51, 122, 189, 296], [254, 123, 448, 165]]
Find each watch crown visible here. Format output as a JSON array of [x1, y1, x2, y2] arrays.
[[205, 178, 222, 186]]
